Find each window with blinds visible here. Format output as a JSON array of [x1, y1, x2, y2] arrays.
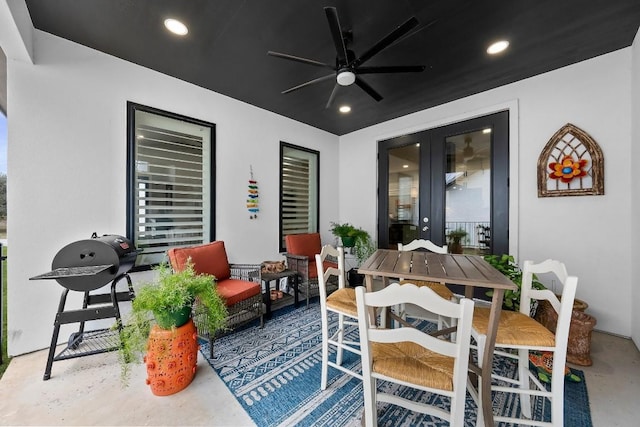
[[127, 103, 215, 267], [279, 142, 319, 251]]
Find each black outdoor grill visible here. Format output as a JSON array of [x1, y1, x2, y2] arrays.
[[30, 233, 138, 380]]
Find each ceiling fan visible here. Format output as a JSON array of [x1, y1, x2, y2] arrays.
[[267, 7, 426, 108]]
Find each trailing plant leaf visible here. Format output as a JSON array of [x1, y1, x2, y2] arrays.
[[484, 254, 546, 313]]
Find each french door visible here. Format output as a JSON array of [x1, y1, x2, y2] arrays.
[[378, 111, 509, 255]]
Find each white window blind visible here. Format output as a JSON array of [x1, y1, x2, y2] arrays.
[[280, 143, 319, 250], [130, 106, 213, 266], [281, 155, 311, 235]]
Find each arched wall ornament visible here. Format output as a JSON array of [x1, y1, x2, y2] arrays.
[[537, 123, 604, 197]]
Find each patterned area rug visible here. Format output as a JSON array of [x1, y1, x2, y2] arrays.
[[201, 301, 592, 427]]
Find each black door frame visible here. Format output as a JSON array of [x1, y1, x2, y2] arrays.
[[378, 110, 510, 254]]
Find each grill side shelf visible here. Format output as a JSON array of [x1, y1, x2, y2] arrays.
[[29, 264, 114, 280]]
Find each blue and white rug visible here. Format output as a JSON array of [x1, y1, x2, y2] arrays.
[[201, 301, 592, 427]]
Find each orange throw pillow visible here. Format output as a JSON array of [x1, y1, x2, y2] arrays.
[[167, 241, 231, 281]]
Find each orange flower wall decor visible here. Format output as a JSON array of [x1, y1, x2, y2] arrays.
[[548, 155, 588, 183], [537, 123, 604, 197]]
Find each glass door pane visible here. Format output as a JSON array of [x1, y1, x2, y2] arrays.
[[387, 143, 421, 248], [445, 129, 492, 254]]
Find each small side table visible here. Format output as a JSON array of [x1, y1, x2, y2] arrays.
[[261, 269, 299, 319]]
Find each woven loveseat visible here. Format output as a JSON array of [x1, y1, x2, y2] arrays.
[[167, 241, 264, 357]]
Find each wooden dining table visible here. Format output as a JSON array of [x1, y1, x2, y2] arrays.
[[358, 249, 517, 426]]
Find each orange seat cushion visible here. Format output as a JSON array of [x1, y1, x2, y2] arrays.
[[217, 278, 261, 307], [167, 241, 231, 281]]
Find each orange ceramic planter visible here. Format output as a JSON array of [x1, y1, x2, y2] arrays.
[[145, 318, 199, 396]]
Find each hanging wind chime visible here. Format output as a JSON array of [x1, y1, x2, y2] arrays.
[[247, 166, 259, 219]]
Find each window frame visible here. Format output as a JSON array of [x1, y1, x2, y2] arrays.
[[279, 141, 320, 252], [126, 102, 215, 269]]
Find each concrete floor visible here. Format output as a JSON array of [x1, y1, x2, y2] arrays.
[[0, 331, 638, 426]]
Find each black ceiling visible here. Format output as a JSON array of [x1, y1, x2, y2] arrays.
[[24, 0, 640, 136]]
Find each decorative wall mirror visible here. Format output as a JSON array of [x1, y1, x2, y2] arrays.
[[537, 123, 604, 197]]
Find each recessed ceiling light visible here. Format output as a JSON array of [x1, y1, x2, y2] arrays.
[[164, 18, 188, 36], [482, 128, 492, 134], [487, 40, 509, 55], [339, 105, 351, 113], [402, 164, 409, 168]]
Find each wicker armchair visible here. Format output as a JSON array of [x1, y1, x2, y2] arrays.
[[167, 241, 264, 357], [284, 233, 338, 307]]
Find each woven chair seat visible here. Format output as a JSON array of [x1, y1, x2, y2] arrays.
[[399, 279, 453, 300], [473, 307, 556, 347], [326, 287, 357, 317], [371, 340, 455, 391]]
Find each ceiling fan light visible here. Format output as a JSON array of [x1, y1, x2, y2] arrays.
[[337, 70, 356, 86]]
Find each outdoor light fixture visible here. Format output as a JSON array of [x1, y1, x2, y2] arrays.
[[339, 105, 351, 113], [164, 18, 188, 36], [487, 40, 509, 54], [336, 70, 356, 86]]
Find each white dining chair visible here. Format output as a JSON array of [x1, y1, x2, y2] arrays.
[[472, 259, 578, 426], [315, 245, 362, 390], [397, 239, 456, 331], [355, 282, 474, 427]]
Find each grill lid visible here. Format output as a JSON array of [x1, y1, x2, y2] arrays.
[[30, 233, 138, 291]]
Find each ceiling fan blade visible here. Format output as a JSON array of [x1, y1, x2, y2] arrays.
[[355, 77, 383, 102], [268, 51, 334, 69], [357, 65, 426, 74], [351, 16, 420, 67], [326, 84, 339, 109], [324, 7, 349, 64], [282, 73, 335, 94], [385, 19, 438, 52]]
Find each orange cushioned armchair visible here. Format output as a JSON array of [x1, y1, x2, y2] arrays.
[[167, 241, 263, 357], [284, 233, 338, 307]]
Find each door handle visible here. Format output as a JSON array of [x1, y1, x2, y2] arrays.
[[422, 226, 429, 231]]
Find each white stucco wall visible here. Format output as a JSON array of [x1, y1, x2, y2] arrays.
[[631, 29, 640, 348], [339, 48, 633, 338], [4, 30, 339, 355]]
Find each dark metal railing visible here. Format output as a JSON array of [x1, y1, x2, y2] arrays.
[[445, 221, 490, 249]]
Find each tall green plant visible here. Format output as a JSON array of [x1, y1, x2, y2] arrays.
[[484, 254, 546, 312]]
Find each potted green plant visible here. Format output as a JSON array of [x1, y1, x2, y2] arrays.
[[330, 222, 377, 286], [446, 228, 468, 254], [329, 222, 367, 248], [117, 261, 228, 384], [483, 254, 546, 313]]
